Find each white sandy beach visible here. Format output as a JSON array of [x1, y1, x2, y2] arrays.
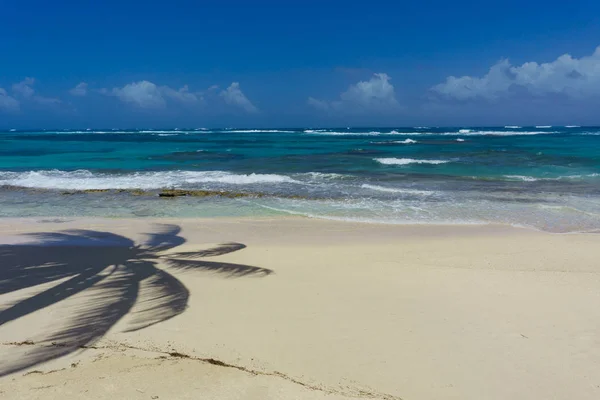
[[1, 217, 600, 399]]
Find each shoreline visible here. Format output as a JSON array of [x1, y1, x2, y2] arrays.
[[0, 214, 595, 238], [1, 217, 600, 399], [0, 215, 542, 241], [2, 180, 599, 233]]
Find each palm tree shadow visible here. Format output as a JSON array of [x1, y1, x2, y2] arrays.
[[0, 224, 272, 377]]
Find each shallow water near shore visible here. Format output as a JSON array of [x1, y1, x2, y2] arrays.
[[1, 126, 599, 232]]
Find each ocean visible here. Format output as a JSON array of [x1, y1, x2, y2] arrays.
[[1, 126, 599, 233]]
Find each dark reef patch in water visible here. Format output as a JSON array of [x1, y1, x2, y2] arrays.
[[0, 186, 311, 200], [346, 149, 385, 156]]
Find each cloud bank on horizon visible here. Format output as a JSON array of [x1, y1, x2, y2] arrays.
[[95, 80, 258, 113], [432, 46, 600, 100], [2, 46, 600, 124], [101, 81, 203, 109]]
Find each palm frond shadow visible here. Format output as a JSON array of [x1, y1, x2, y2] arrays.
[[0, 224, 271, 377]]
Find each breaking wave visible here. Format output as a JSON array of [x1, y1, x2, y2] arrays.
[[0, 170, 301, 190]]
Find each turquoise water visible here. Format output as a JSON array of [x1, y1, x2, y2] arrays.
[[1, 126, 599, 232]]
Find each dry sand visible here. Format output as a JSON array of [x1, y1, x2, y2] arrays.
[[1, 217, 599, 399]]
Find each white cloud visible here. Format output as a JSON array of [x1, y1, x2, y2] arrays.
[[109, 81, 166, 108], [308, 73, 400, 113], [432, 46, 600, 100], [340, 73, 399, 107], [12, 77, 35, 99], [33, 96, 62, 106], [161, 84, 202, 105], [0, 88, 20, 112], [69, 82, 88, 96], [219, 82, 258, 113], [106, 80, 202, 109], [11, 77, 61, 106]]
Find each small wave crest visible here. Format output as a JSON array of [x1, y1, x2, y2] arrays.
[[224, 129, 297, 133], [372, 138, 418, 144], [305, 130, 390, 136], [299, 172, 349, 181], [361, 184, 436, 196], [504, 175, 539, 182], [374, 158, 450, 165], [305, 129, 555, 136], [504, 174, 600, 182], [450, 130, 554, 136]]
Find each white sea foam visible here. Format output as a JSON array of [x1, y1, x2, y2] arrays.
[[300, 172, 348, 180], [224, 129, 296, 133], [375, 158, 450, 165], [504, 173, 600, 182], [306, 131, 384, 136], [305, 130, 418, 136], [504, 175, 539, 182], [49, 130, 115, 134], [304, 131, 371, 136], [395, 139, 417, 144], [535, 125, 552, 128], [9, 129, 16, 132], [41, 129, 194, 135], [138, 130, 185, 134], [305, 129, 555, 136], [361, 184, 435, 195], [305, 130, 409, 136], [444, 130, 554, 136], [456, 138, 465, 142], [559, 173, 600, 180], [504, 126, 521, 129], [48, 130, 183, 134], [565, 125, 580, 128], [254, 200, 487, 227], [0, 170, 300, 190]]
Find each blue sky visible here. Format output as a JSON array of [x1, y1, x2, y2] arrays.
[[2, 0, 600, 128]]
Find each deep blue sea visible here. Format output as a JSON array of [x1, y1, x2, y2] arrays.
[[1, 126, 599, 232]]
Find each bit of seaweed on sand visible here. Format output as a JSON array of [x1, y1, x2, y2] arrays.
[[2, 340, 402, 399]]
